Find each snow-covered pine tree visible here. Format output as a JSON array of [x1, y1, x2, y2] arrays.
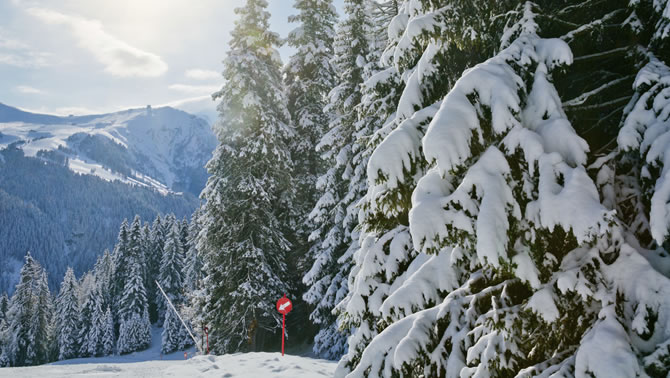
[[0, 315, 8, 367], [0, 291, 7, 365], [198, 0, 294, 354], [283, 0, 339, 347], [76, 284, 93, 357], [337, 0, 515, 373], [159, 222, 185, 307], [161, 305, 180, 354], [159, 222, 187, 352], [162, 213, 176, 235], [128, 215, 144, 268], [5, 253, 51, 366], [155, 216, 178, 326], [179, 218, 189, 254], [101, 307, 115, 356], [147, 215, 165, 323], [613, 0, 670, 247], [77, 270, 96, 306], [161, 303, 193, 354], [117, 309, 151, 355], [55, 267, 80, 360], [603, 2, 670, 375], [117, 235, 151, 354], [139, 221, 156, 323], [0, 292, 8, 323], [79, 288, 105, 357], [93, 249, 114, 312], [284, 0, 338, 257], [339, 2, 670, 377], [302, 0, 383, 359], [184, 208, 203, 291], [31, 269, 53, 364], [111, 219, 130, 325]]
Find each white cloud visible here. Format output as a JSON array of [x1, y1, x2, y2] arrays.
[[53, 105, 107, 116], [0, 34, 29, 50], [185, 68, 220, 80], [168, 83, 220, 95], [158, 94, 217, 123], [27, 7, 167, 77], [0, 29, 51, 68], [0, 52, 50, 68], [16, 85, 45, 94], [160, 95, 212, 107]]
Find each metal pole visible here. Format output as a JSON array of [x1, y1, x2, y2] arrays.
[[282, 313, 285, 356], [155, 280, 204, 355]]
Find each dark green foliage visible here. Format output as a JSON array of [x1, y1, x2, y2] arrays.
[[0, 146, 197, 294]]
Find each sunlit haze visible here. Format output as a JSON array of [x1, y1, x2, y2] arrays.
[[0, 0, 343, 121]]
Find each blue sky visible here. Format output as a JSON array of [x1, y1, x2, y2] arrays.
[[0, 0, 343, 120]]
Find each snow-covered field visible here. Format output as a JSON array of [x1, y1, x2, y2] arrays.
[[0, 327, 336, 377], [0, 353, 336, 378]]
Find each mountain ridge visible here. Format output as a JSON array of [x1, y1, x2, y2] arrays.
[[0, 103, 216, 196], [0, 103, 217, 293]]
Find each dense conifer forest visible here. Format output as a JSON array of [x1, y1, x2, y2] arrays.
[[2, 0, 670, 376]]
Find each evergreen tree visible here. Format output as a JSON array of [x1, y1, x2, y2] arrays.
[[111, 219, 130, 325], [146, 215, 165, 323], [337, 1, 670, 377], [161, 305, 193, 354], [33, 268, 53, 365], [93, 249, 114, 311], [0, 316, 8, 367], [284, 0, 338, 265], [159, 223, 194, 354], [184, 208, 203, 291], [284, 0, 337, 352], [283, 0, 339, 351], [303, 0, 386, 359], [117, 309, 151, 355], [116, 217, 151, 354], [117, 251, 151, 354], [198, 0, 293, 353], [101, 307, 115, 356], [79, 288, 105, 357], [604, 1, 670, 375], [0, 292, 8, 365], [5, 253, 51, 366], [55, 268, 80, 360], [158, 222, 185, 325], [0, 292, 8, 322], [128, 215, 144, 268], [76, 284, 94, 357], [179, 217, 189, 254], [140, 222, 153, 314], [162, 213, 177, 238]]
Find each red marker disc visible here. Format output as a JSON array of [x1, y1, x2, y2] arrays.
[[276, 296, 293, 315]]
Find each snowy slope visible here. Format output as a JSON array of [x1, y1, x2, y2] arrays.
[[0, 326, 336, 377], [0, 103, 216, 195], [0, 353, 336, 378]]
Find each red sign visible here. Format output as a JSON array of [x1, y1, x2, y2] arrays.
[[276, 296, 293, 315], [277, 294, 292, 356]]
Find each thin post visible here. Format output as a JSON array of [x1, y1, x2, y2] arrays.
[[156, 280, 204, 355], [282, 313, 285, 356]]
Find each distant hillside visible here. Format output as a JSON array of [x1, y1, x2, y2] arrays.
[[0, 104, 217, 293], [0, 103, 216, 196]]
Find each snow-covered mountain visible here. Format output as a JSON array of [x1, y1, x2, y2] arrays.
[[0, 103, 216, 294], [0, 103, 216, 196]]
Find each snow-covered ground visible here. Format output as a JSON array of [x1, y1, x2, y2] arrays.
[[0, 327, 336, 377], [0, 353, 337, 378]]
